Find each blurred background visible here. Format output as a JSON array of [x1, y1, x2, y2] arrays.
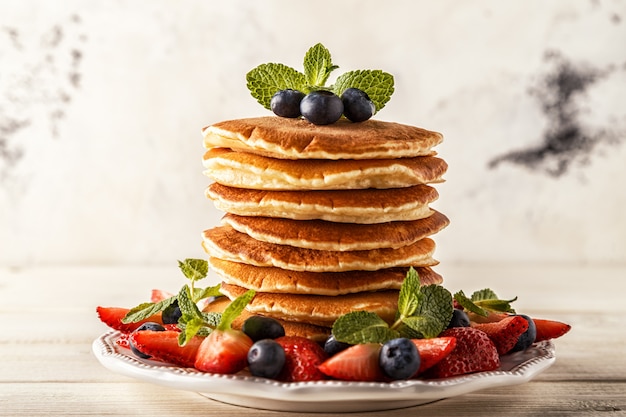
[[1, 0, 625, 268]]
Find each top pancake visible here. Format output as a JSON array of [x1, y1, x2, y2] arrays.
[[203, 148, 447, 190], [202, 117, 443, 160]]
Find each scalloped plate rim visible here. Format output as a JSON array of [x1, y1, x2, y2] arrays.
[[92, 330, 556, 412]]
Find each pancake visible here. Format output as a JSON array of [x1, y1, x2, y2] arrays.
[[202, 225, 438, 272], [206, 183, 438, 224], [203, 296, 330, 342], [221, 211, 449, 251], [203, 148, 447, 190], [202, 117, 443, 160], [209, 258, 442, 295], [220, 282, 399, 327]]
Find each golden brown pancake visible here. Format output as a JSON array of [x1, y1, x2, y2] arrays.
[[203, 296, 330, 342], [202, 117, 443, 160], [209, 257, 442, 295], [202, 225, 438, 272], [221, 211, 449, 251], [203, 148, 447, 190], [220, 282, 399, 327], [206, 183, 438, 224]]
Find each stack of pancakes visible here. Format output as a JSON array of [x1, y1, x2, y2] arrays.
[[200, 116, 449, 341]]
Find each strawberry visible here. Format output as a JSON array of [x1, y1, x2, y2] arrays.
[[96, 306, 163, 333], [423, 327, 500, 379], [130, 330, 203, 368], [411, 337, 457, 375], [471, 315, 529, 355], [194, 328, 253, 374], [151, 289, 174, 303], [318, 343, 384, 382], [275, 336, 328, 382], [533, 318, 571, 342]]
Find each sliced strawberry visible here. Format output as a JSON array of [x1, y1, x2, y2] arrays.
[[275, 336, 328, 382], [194, 328, 253, 374], [96, 306, 163, 333], [319, 343, 384, 382], [411, 337, 457, 375], [533, 318, 571, 342], [423, 327, 500, 379], [129, 330, 202, 368], [471, 315, 529, 355], [151, 289, 174, 303]]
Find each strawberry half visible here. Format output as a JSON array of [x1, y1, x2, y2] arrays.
[[411, 337, 457, 375], [151, 289, 174, 303], [471, 315, 529, 355], [96, 306, 164, 333], [130, 330, 203, 368], [423, 327, 500, 379], [319, 343, 384, 382], [275, 336, 328, 382], [533, 318, 571, 342], [194, 328, 253, 374]]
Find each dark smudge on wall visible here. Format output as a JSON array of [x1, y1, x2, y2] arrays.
[[489, 50, 625, 177]]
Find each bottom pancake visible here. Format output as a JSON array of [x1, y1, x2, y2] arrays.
[[209, 257, 442, 295], [202, 296, 331, 342], [220, 282, 399, 327]]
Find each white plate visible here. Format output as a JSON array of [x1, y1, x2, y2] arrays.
[[93, 331, 556, 413]]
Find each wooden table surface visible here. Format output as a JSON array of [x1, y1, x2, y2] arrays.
[[1, 263, 625, 416]]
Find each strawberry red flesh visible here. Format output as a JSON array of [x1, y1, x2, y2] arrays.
[[411, 336, 457, 375], [533, 318, 571, 342], [471, 315, 529, 355], [319, 343, 384, 382], [194, 328, 253, 374], [275, 336, 328, 382], [96, 306, 164, 333], [130, 330, 202, 368]]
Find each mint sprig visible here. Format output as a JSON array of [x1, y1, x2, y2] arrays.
[[332, 267, 453, 344], [453, 289, 517, 317], [246, 43, 394, 114]]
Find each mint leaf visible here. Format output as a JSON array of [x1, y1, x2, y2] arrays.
[[401, 315, 443, 339], [178, 315, 205, 346], [332, 69, 394, 112], [469, 288, 517, 314], [178, 259, 208, 282], [409, 284, 453, 338], [246, 63, 307, 109], [303, 43, 339, 88], [471, 289, 499, 302], [332, 311, 399, 344], [193, 284, 222, 303], [121, 297, 177, 324], [397, 267, 422, 318], [217, 289, 256, 331], [454, 290, 489, 317]]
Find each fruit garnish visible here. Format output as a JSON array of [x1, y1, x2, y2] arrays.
[[96, 306, 164, 333], [532, 318, 571, 342], [423, 327, 500, 379], [129, 322, 166, 359], [193, 289, 256, 374], [511, 314, 537, 352], [411, 337, 457, 375], [379, 337, 421, 380], [275, 336, 328, 382], [471, 315, 530, 355], [130, 329, 202, 368], [332, 267, 453, 344], [319, 343, 384, 382], [246, 43, 394, 124], [247, 339, 286, 379], [241, 315, 286, 342]]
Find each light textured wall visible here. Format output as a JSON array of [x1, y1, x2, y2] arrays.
[[1, 0, 625, 266]]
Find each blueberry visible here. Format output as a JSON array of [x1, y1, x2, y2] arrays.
[[241, 315, 286, 342], [161, 300, 182, 324], [270, 89, 305, 118], [379, 338, 421, 380], [300, 90, 344, 125], [130, 322, 165, 359], [447, 308, 471, 329], [510, 314, 537, 352], [324, 334, 352, 356], [341, 88, 375, 122], [247, 339, 286, 379]]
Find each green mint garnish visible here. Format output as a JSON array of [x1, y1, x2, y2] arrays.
[[332, 267, 453, 344], [178, 258, 209, 282], [246, 43, 394, 113], [453, 289, 517, 316], [121, 297, 177, 324], [216, 289, 256, 332]]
